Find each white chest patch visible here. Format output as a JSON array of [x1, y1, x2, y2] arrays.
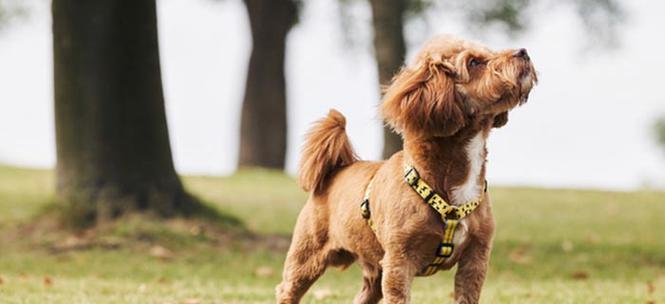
[[451, 132, 486, 205], [450, 132, 486, 246]]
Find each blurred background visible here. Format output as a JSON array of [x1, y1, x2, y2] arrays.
[[2, 0, 665, 189], [0, 0, 664, 303]]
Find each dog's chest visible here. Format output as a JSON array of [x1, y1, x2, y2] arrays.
[[449, 133, 486, 251], [451, 133, 486, 204]]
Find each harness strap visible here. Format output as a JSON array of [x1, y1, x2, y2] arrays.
[[420, 219, 458, 276], [404, 166, 486, 220], [360, 165, 486, 277]]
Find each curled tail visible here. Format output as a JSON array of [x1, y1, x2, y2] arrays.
[[298, 109, 358, 193]]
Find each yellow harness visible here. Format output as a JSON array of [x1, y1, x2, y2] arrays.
[[360, 165, 487, 276]]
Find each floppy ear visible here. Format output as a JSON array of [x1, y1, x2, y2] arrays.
[[492, 111, 509, 128], [381, 58, 465, 137]]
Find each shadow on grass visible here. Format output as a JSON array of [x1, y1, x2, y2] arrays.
[[184, 193, 245, 229], [0, 165, 293, 256], [38, 191, 245, 229], [0, 193, 264, 255]]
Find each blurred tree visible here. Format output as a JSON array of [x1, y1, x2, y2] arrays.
[[655, 117, 665, 153], [53, 0, 201, 225], [342, 0, 624, 159], [238, 0, 299, 169], [0, 0, 27, 31], [0, 2, 7, 27], [368, 0, 408, 158]]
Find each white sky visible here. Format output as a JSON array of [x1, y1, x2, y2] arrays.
[[0, 0, 664, 190]]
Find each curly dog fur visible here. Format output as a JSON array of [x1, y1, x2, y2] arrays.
[[277, 35, 537, 304]]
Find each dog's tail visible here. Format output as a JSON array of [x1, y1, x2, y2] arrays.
[[298, 109, 358, 193]]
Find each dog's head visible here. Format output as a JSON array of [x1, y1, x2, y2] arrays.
[[381, 35, 537, 137]]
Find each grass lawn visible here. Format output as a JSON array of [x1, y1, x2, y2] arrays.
[[0, 165, 664, 303]]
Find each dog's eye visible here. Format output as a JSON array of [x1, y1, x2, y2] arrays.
[[468, 58, 483, 68]]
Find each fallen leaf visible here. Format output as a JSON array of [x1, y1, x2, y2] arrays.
[[149, 245, 174, 260], [584, 231, 601, 244], [254, 266, 275, 278], [189, 225, 203, 236], [98, 236, 123, 249], [182, 298, 201, 304], [138, 283, 147, 293], [43, 276, 53, 287], [561, 240, 574, 252], [157, 277, 170, 284], [448, 292, 455, 299], [509, 246, 532, 265], [647, 281, 655, 294], [646, 301, 655, 304], [54, 236, 90, 251], [0, 276, 4, 285], [312, 288, 334, 300], [571, 271, 589, 280]]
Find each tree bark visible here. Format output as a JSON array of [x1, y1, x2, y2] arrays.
[[239, 0, 298, 169], [369, 0, 407, 159], [53, 0, 198, 225]]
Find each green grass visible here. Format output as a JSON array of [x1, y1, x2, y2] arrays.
[[0, 165, 664, 303]]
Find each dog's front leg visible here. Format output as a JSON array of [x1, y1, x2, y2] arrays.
[[453, 237, 492, 304], [380, 253, 418, 304]]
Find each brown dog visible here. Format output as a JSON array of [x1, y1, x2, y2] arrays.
[[276, 35, 537, 304]]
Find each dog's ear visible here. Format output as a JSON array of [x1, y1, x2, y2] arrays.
[[381, 58, 465, 137], [492, 111, 509, 128]]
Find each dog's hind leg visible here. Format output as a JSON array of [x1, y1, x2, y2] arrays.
[[275, 237, 328, 303], [352, 261, 383, 304], [276, 204, 329, 303]]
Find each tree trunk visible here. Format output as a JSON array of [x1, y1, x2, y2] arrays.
[[53, 0, 198, 225], [369, 0, 407, 159], [238, 0, 297, 169]]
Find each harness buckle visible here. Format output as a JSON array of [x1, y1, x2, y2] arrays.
[[404, 167, 419, 186], [360, 200, 371, 219], [437, 242, 454, 258]]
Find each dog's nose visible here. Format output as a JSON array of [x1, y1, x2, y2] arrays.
[[513, 48, 529, 60]]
